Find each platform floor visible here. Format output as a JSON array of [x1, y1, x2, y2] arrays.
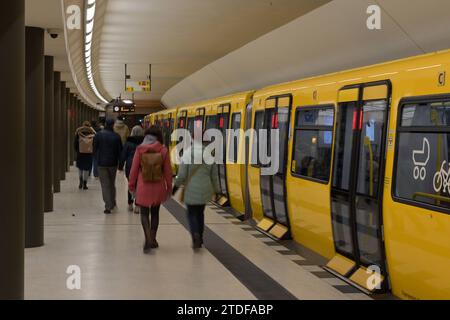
[[24, 167, 371, 300]]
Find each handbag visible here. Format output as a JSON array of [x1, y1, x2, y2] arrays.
[[178, 165, 201, 203]]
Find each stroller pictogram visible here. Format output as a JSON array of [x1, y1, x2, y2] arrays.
[[412, 138, 430, 181]]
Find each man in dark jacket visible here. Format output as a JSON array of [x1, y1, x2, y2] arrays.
[[93, 118, 123, 214], [119, 125, 144, 212]]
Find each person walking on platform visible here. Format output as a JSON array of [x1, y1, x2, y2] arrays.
[[174, 134, 220, 249], [74, 121, 97, 190], [119, 125, 144, 213], [128, 126, 172, 253], [91, 120, 101, 178], [93, 119, 123, 214], [114, 116, 130, 145]]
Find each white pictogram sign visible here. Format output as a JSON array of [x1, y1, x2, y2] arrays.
[[412, 138, 430, 181], [433, 161, 450, 194]]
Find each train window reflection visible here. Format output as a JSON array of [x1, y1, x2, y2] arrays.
[[229, 113, 242, 163], [356, 100, 387, 197], [395, 99, 450, 211], [292, 107, 334, 183], [401, 101, 450, 127], [251, 111, 265, 167]]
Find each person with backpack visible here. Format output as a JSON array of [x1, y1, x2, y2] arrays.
[[174, 133, 220, 249], [119, 125, 144, 213], [74, 121, 97, 190], [93, 119, 123, 214], [128, 126, 173, 253]]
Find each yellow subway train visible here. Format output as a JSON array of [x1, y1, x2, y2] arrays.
[[147, 49, 450, 300]]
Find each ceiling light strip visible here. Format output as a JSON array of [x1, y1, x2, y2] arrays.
[[85, 0, 108, 103]]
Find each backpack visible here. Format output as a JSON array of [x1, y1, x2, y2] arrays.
[[140, 149, 163, 182], [79, 133, 95, 154]]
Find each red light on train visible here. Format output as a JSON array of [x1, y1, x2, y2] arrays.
[[272, 113, 279, 129]]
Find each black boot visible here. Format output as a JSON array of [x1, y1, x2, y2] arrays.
[[83, 181, 88, 190], [192, 233, 202, 249], [78, 178, 83, 189], [143, 240, 152, 254], [149, 230, 159, 248]]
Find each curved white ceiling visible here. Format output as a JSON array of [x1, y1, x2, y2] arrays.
[[162, 0, 450, 107], [97, 0, 330, 102], [25, 0, 83, 100]]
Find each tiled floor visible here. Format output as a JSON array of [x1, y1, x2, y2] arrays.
[[24, 167, 371, 300]]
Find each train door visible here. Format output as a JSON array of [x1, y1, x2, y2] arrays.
[[216, 104, 231, 205], [257, 95, 292, 239], [195, 108, 205, 132], [244, 100, 253, 219], [163, 114, 173, 148], [327, 81, 391, 293], [176, 110, 188, 159], [187, 116, 195, 137]]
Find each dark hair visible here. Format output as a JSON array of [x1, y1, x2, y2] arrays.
[[145, 126, 163, 144]]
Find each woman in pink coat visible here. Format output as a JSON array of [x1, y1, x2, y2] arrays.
[[128, 126, 173, 253]]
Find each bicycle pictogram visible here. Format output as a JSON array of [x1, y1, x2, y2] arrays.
[[412, 138, 430, 181], [433, 161, 450, 194]]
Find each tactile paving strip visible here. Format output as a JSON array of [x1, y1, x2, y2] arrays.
[[206, 203, 372, 300]]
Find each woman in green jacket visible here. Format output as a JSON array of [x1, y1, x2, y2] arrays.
[[174, 139, 220, 249]]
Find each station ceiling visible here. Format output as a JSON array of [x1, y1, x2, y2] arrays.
[[98, 0, 331, 103], [25, 0, 83, 102]]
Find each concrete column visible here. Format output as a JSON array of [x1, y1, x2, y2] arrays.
[[69, 94, 76, 164], [76, 99, 80, 128], [53, 72, 61, 193], [81, 103, 85, 123], [25, 27, 45, 248], [66, 89, 71, 170], [0, 0, 25, 300], [43, 56, 54, 212], [60, 82, 67, 180]]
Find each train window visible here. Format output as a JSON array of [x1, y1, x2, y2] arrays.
[[205, 115, 218, 131], [401, 101, 450, 127], [187, 117, 195, 137], [356, 100, 387, 197], [333, 102, 357, 191], [204, 115, 217, 143], [177, 115, 186, 129], [162, 118, 174, 147], [292, 107, 334, 183], [229, 113, 242, 163], [394, 99, 450, 212], [251, 111, 265, 167]]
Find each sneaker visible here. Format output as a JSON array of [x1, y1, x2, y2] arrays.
[[134, 206, 140, 214], [104, 209, 112, 214], [128, 204, 134, 212]]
